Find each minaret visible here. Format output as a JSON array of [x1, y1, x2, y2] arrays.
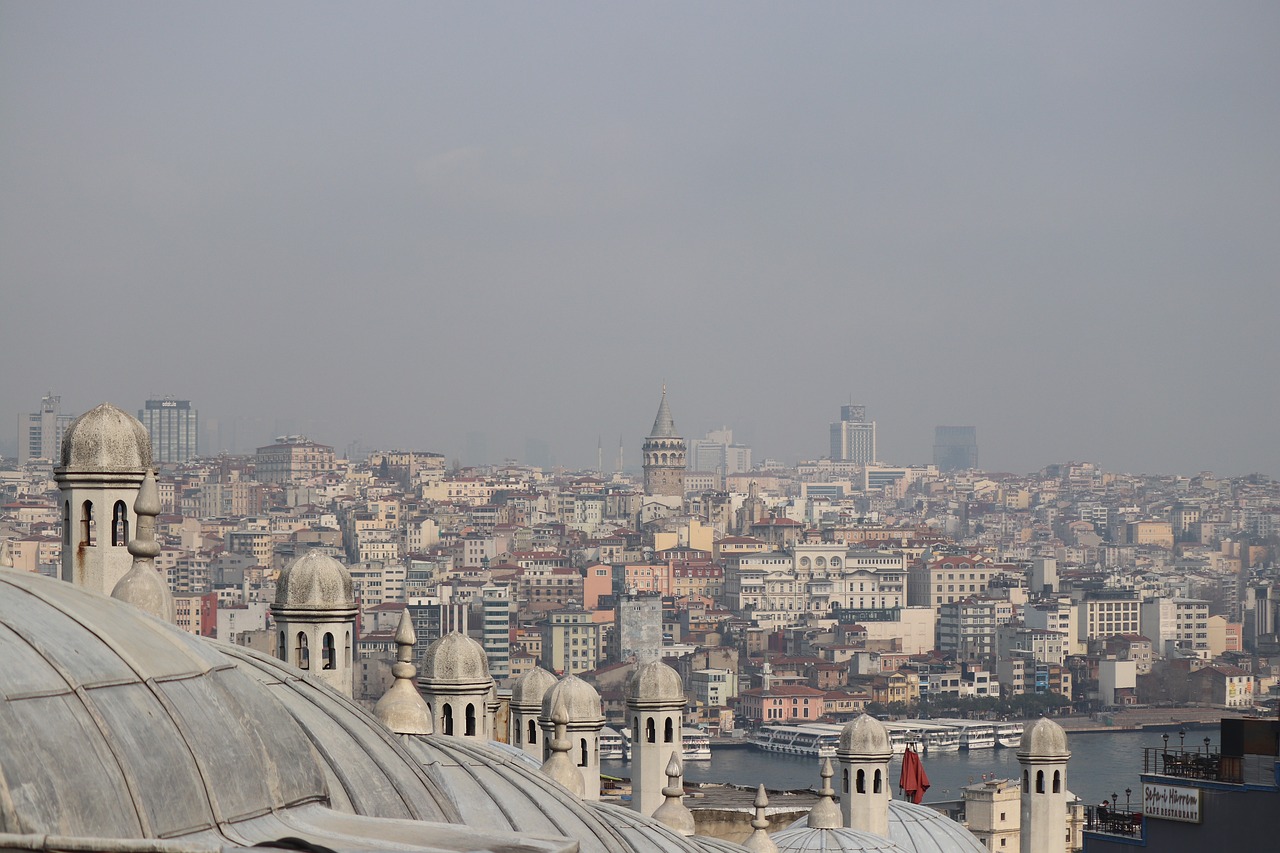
[[1018, 717, 1071, 853], [271, 550, 358, 697], [642, 386, 686, 498], [510, 666, 557, 760], [418, 631, 495, 740], [539, 674, 605, 800], [374, 609, 433, 736], [55, 403, 151, 596], [838, 713, 893, 837], [626, 659, 687, 816], [111, 470, 175, 622]]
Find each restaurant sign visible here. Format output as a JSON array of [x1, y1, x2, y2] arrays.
[[1142, 783, 1202, 823]]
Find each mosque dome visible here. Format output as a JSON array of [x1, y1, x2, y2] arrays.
[[771, 824, 907, 853], [58, 402, 151, 471], [274, 550, 355, 610], [1018, 717, 1070, 759], [785, 801, 988, 853], [839, 714, 892, 756], [420, 631, 492, 688], [511, 666, 558, 710], [542, 674, 604, 724], [626, 660, 686, 706]]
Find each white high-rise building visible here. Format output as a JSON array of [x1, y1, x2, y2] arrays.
[[830, 404, 876, 464], [139, 397, 199, 463], [19, 393, 76, 464]]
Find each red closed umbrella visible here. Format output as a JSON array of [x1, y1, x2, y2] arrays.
[[899, 746, 930, 805]]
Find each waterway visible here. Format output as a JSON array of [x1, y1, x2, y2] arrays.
[[601, 726, 1218, 808]]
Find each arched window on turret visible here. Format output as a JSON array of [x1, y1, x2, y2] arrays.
[[528, 719, 538, 744], [81, 501, 95, 546], [465, 703, 476, 737], [856, 769, 866, 793], [344, 631, 351, 664], [646, 717, 656, 744], [1036, 770, 1045, 794], [442, 703, 454, 735], [296, 632, 309, 669], [1052, 770, 1061, 793], [664, 717, 674, 743], [63, 502, 70, 546], [111, 501, 128, 546], [1023, 770, 1029, 789], [322, 633, 336, 669], [874, 769, 882, 793], [843, 769, 850, 793], [278, 631, 286, 659], [580, 738, 589, 767]]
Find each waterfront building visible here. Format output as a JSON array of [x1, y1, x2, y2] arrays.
[[138, 397, 199, 463]]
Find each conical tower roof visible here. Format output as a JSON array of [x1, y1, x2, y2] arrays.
[[649, 386, 677, 437]]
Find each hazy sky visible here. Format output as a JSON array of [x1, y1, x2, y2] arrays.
[[3, 3, 1278, 475]]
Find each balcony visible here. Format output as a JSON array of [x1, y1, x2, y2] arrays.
[[1141, 745, 1237, 783], [1084, 803, 1142, 838]]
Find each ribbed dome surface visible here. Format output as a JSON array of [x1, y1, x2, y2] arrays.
[[511, 666, 558, 709], [772, 825, 907, 852], [1018, 717, 1070, 759], [542, 675, 604, 724], [58, 402, 152, 471], [786, 801, 988, 853], [420, 631, 492, 687], [626, 660, 685, 705], [838, 714, 892, 756], [274, 550, 355, 609]]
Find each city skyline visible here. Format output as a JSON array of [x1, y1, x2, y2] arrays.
[[2, 4, 1278, 477]]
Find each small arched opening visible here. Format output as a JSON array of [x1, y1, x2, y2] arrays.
[[322, 633, 336, 669], [874, 769, 882, 793], [111, 500, 128, 546], [296, 632, 309, 669], [442, 703, 454, 735], [63, 502, 70, 546], [80, 500, 95, 547], [580, 737, 589, 767], [277, 631, 286, 659], [646, 717, 656, 744], [1052, 770, 1061, 793], [843, 769, 850, 793], [1036, 770, 1045, 794], [664, 717, 674, 743], [465, 703, 476, 737], [856, 769, 866, 794], [528, 719, 538, 744]]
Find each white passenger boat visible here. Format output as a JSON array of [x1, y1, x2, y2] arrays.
[[929, 719, 996, 750], [620, 726, 714, 761], [897, 720, 961, 753], [995, 722, 1024, 748], [751, 723, 843, 758], [600, 726, 624, 759]]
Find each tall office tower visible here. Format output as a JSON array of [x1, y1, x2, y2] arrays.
[[642, 386, 686, 497], [933, 425, 978, 472], [688, 427, 753, 480], [18, 394, 76, 464], [139, 398, 199, 463], [481, 584, 512, 680], [829, 404, 876, 463]]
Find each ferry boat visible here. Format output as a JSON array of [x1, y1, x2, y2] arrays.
[[600, 726, 624, 759], [619, 726, 714, 761], [751, 723, 843, 758], [995, 721, 1024, 748], [896, 720, 961, 753], [929, 719, 996, 750]]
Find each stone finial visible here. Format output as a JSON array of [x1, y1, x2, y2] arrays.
[[111, 470, 175, 622], [374, 609, 433, 735], [540, 703, 586, 797], [652, 751, 695, 837], [0, 539, 13, 568], [742, 784, 778, 853], [808, 756, 843, 830]]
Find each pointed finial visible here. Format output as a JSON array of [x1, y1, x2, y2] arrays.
[[743, 783, 779, 853], [652, 751, 695, 836], [0, 539, 12, 569], [375, 609, 433, 735], [540, 702, 585, 796], [808, 756, 842, 829], [111, 470, 175, 622]]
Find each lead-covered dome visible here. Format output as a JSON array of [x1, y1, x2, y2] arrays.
[[785, 801, 988, 853], [511, 666, 558, 710], [839, 714, 892, 757], [626, 660, 685, 706], [772, 824, 906, 853], [542, 674, 604, 725], [274, 550, 355, 610], [1018, 717, 1070, 759], [59, 402, 152, 471], [420, 631, 492, 688]]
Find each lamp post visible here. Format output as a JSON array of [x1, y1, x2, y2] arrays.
[[1204, 736, 1211, 754], [1125, 788, 1132, 809], [1162, 733, 1169, 751], [1179, 728, 1186, 749]]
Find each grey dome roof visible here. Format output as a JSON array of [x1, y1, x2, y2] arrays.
[[274, 550, 356, 610], [627, 660, 686, 706], [839, 714, 892, 756], [511, 665, 558, 709], [772, 825, 907, 853], [542, 674, 604, 724], [420, 631, 492, 688], [1018, 717, 1070, 759], [58, 402, 152, 471], [786, 802, 987, 853]]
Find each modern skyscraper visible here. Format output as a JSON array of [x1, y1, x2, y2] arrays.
[[139, 397, 199, 463], [829, 404, 876, 464], [688, 427, 752, 481], [933, 425, 978, 472], [642, 386, 686, 497], [18, 393, 76, 464]]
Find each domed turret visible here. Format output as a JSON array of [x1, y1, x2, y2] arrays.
[[625, 660, 686, 817], [1017, 718, 1070, 853], [418, 631, 495, 740], [626, 660, 686, 707], [540, 675, 605, 800], [1018, 717, 1069, 759], [271, 550, 357, 697], [510, 666, 558, 759], [838, 714, 892, 757], [59, 402, 152, 472], [55, 402, 151, 597], [838, 715, 893, 837]]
